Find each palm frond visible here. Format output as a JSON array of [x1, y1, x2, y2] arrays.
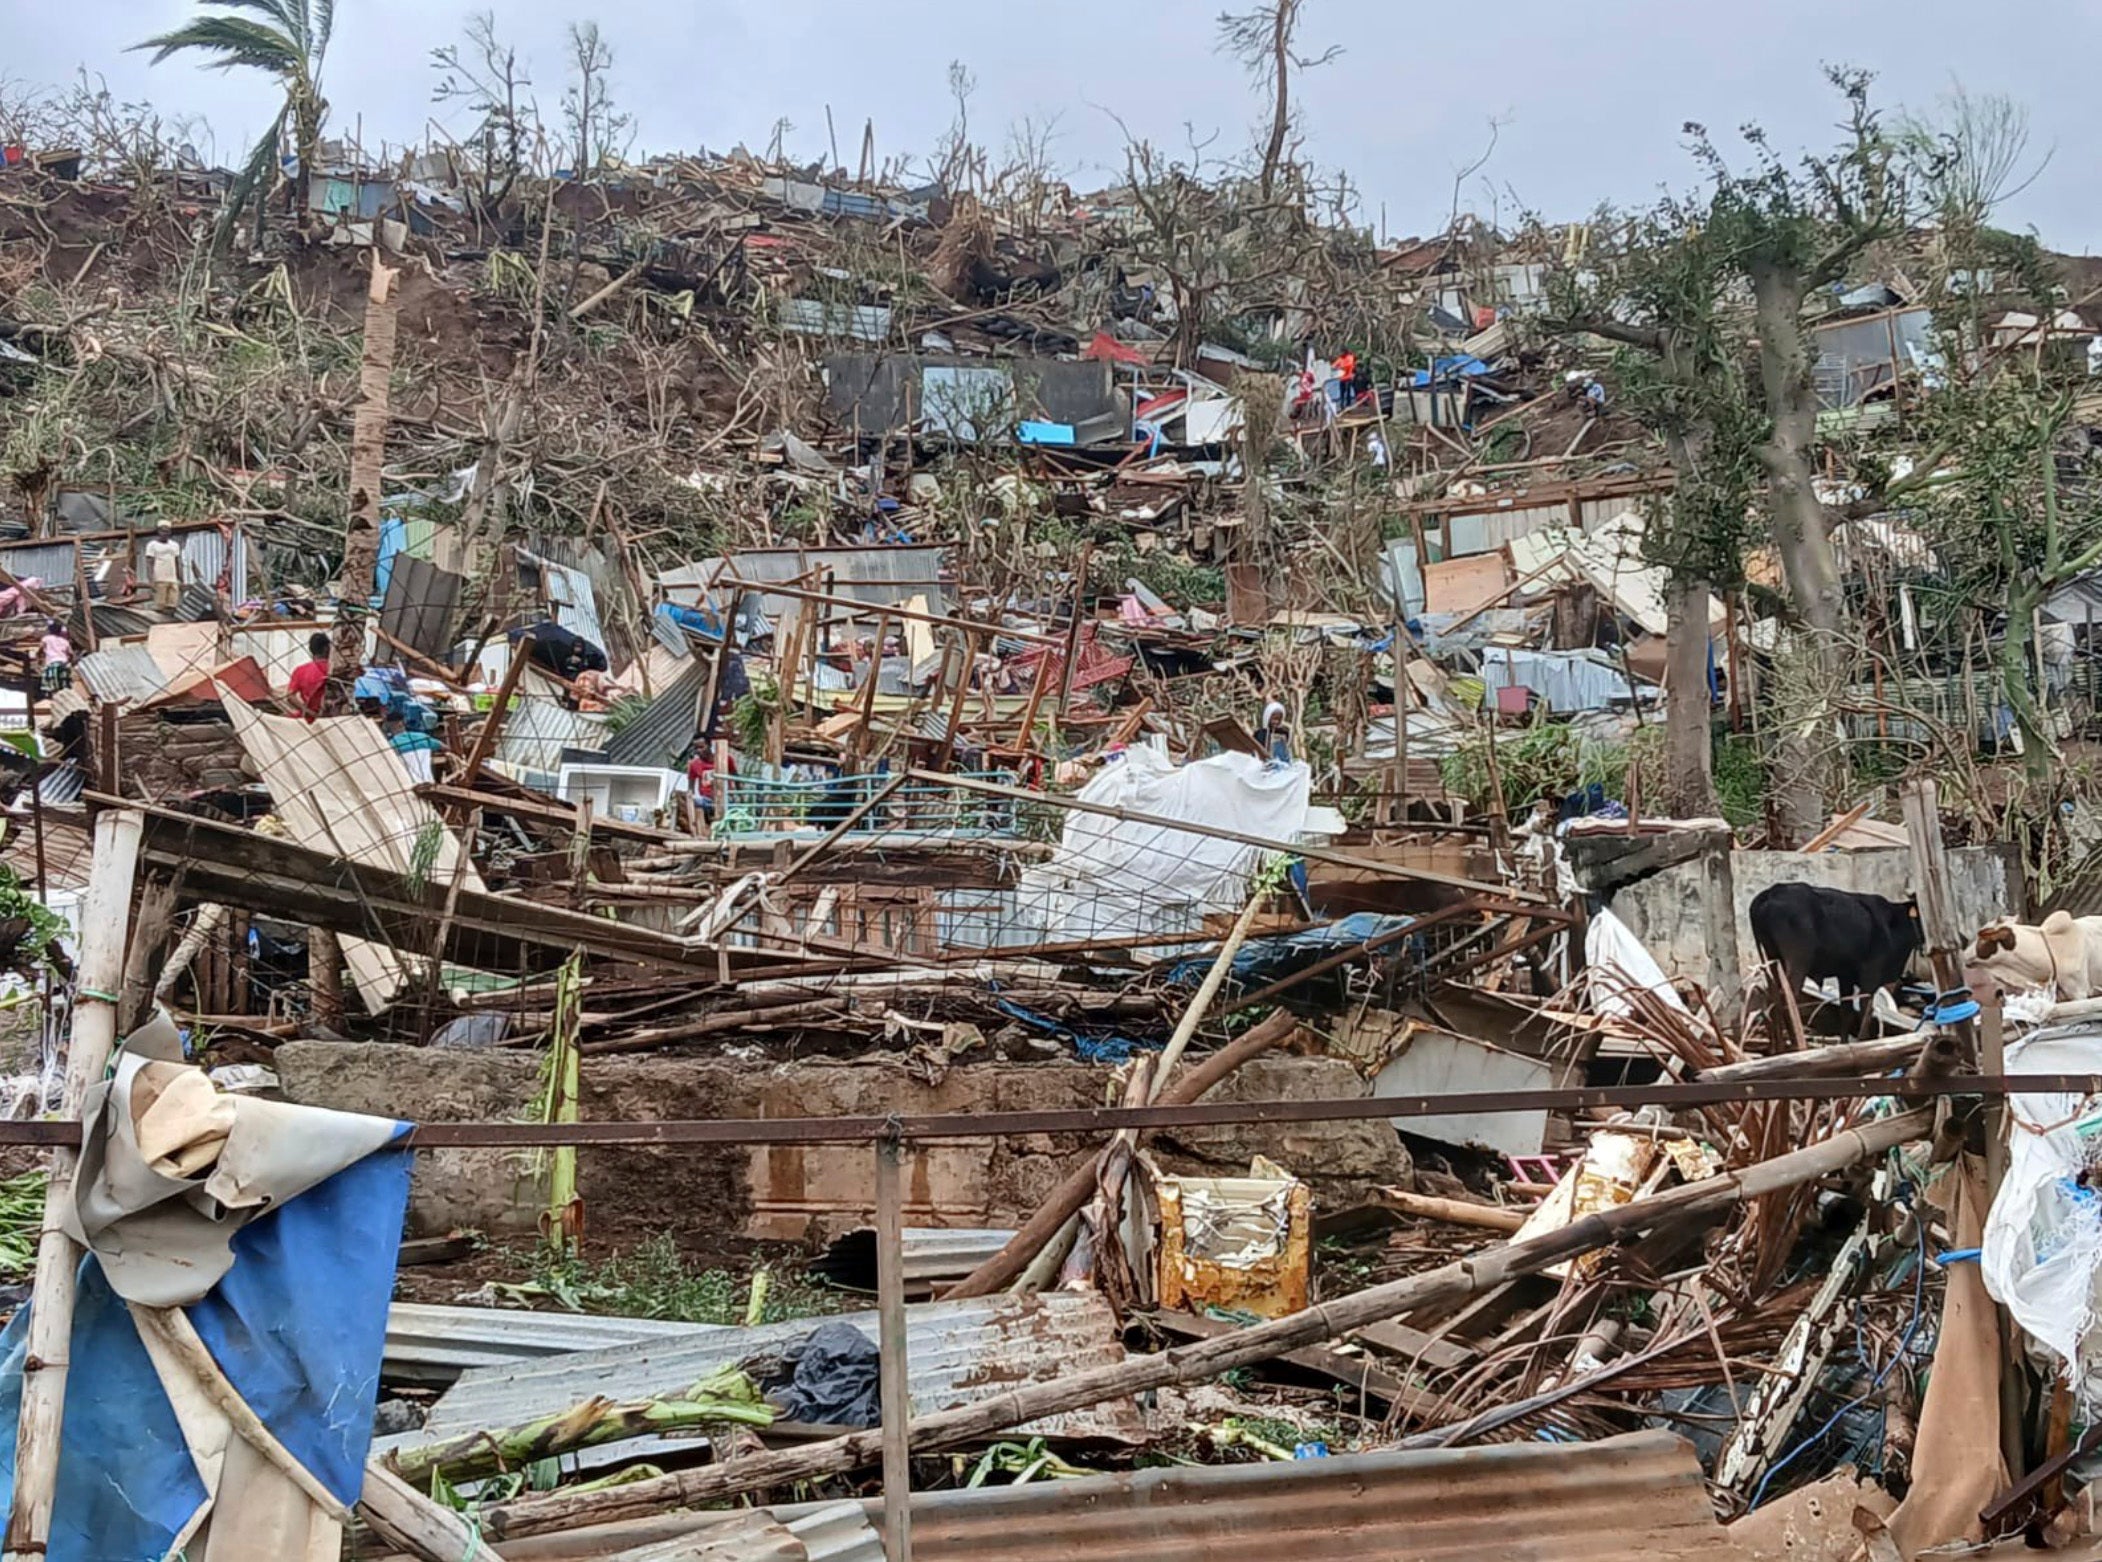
[[311, 0, 335, 66], [211, 108, 287, 259], [181, 0, 305, 35], [132, 16, 301, 76]]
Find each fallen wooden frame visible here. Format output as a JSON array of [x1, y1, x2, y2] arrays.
[[97, 794, 841, 984]]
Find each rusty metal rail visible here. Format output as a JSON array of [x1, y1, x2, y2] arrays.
[[0, 1071, 2087, 1149]]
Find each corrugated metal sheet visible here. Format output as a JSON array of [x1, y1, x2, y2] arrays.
[[490, 1431, 1732, 1562], [0, 541, 78, 587], [410, 1293, 1145, 1449], [811, 1227, 1016, 1294], [781, 298, 893, 342], [602, 655, 706, 770], [379, 554, 464, 659], [786, 1503, 882, 1562], [660, 545, 949, 620], [128, 526, 249, 604], [901, 1430, 1727, 1561], [495, 694, 610, 779], [73, 644, 170, 706], [384, 1302, 720, 1382]]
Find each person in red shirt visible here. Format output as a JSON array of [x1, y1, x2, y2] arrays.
[[287, 632, 331, 720]]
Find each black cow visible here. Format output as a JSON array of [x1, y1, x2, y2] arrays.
[[1748, 882, 1922, 1040]]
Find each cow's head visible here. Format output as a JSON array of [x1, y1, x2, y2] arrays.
[[1974, 923, 2020, 959]]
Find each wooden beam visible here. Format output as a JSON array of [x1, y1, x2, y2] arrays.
[[462, 631, 537, 783], [5, 809, 143, 1558]]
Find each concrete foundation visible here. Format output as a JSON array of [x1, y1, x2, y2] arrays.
[[274, 1044, 1410, 1243]]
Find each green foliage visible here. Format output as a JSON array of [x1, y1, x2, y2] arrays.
[[1438, 721, 1764, 827], [1438, 721, 1631, 815], [0, 1171, 48, 1277], [0, 865, 69, 971], [1711, 732, 1768, 830], [514, 1235, 840, 1325], [730, 677, 777, 754]]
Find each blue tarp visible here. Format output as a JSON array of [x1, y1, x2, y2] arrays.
[[0, 1133, 412, 1562], [991, 995, 1159, 1065], [1166, 912, 1417, 989]]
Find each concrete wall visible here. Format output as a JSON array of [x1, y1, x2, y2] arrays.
[[274, 1044, 1409, 1243], [1608, 844, 2021, 989]]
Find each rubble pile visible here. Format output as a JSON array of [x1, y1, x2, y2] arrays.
[[2, 45, 2102, 1562]]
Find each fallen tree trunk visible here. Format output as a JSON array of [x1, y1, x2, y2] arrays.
[[1691, 1035, 1928, 1083], [389, 1378, 773, 1487], [481, 1105, 1931, 1541], [944, 1007, 1304, 1299]]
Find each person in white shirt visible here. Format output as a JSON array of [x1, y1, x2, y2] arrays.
[[142, 523, 184, 611]]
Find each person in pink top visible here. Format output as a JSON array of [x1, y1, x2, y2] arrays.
[[38, 620, 70, 695]]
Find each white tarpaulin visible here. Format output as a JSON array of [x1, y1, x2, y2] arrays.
[[224, 696, 483, 1012], [1586, 908, 1691, 1019], [1011, 747, 1311, 947], [1982, 1025, 2102, 1407]]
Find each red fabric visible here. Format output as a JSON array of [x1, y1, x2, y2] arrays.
[[287, 659, 327, 719]]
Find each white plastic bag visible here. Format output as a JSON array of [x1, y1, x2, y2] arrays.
[[1981, 1026, 2102, 1401]]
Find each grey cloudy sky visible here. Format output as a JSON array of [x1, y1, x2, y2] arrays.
[[7, 0, 2100, 251]]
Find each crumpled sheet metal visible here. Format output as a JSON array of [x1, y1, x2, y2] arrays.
[[406, 1292, 1147, 1452]]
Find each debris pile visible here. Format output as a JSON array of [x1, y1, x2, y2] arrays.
[[2, 39, 2102, 1562]]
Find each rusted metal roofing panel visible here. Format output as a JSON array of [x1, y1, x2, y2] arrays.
[[409, 1292, 1146, 1450], [480, 1431, 1734, 1562], [73, 644, 170, 706], [901, 1430, 1732, 1561]]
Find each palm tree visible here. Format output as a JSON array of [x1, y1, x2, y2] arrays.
[[134, 1, 335, 246]]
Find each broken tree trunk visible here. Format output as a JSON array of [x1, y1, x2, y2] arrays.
[[389, 1377, 772, 1487], [944, 1006, 1303, 1299], [481, 1107, 1931, 1541], [4, 809, 144, 1560], [360, 1464, 509, 1562], [330, 254, 400, 713], [1660, 577, 1717, 818]]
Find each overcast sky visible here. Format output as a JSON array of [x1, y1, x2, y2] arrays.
[[7, 0, 2100, 251]]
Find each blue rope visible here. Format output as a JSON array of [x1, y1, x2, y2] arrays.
[[1748, 1183, 1930, 1511]]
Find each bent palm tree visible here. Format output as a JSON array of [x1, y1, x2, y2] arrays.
[[134, 0, 335, 249]]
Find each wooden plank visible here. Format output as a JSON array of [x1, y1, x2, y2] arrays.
[[1146, 1309, 1440, 1418]]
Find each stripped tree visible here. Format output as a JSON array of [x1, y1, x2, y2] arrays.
[[1543, 205, 1761, 818]]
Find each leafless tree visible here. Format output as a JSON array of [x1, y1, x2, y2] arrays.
[[431, 10, 536, 219], [561, 21, 630, 176], [1214, 0, 1340, 202]]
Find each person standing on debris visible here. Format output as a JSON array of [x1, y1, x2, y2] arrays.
[[143, 523, 184, 611], [38, 620, 70, 695], [1261, 699, 1292, 765], [687, 741, 734, 825], [287, 631, 331, 721]]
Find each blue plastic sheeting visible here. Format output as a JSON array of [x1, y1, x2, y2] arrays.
[[656, 600, 726, 641], [991, 995, 1160, 1065], [373, 514, 409, 606], [1409, 355, 1493, 387], [1166, 913, 1417, 989], [0, 1135, 412, 1562], [1017, 421, 1077, 446]]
